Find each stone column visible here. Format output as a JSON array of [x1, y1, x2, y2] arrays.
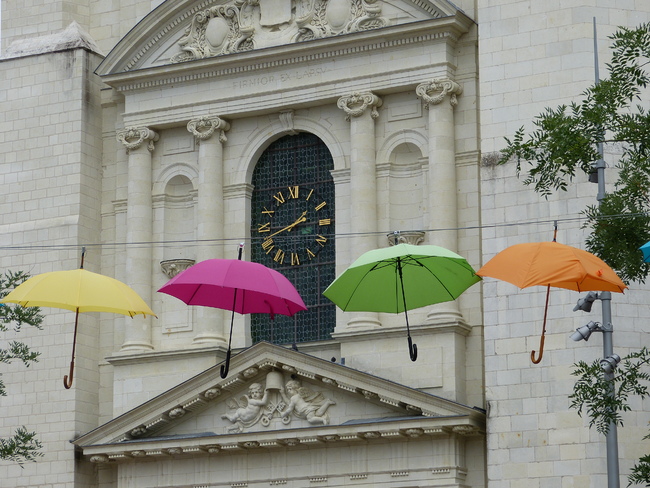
[[187, 115, 230, 345], [337, 91, 382, 329], [117, 126, 158, 351], [416, 78, 464, 324]]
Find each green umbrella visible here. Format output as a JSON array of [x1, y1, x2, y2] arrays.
[[323, 242, 481, 361]]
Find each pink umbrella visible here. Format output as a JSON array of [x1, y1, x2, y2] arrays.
[[158, 245, 306, 377]]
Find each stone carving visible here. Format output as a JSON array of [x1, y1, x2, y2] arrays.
[[222, 382, 270, 428], [116, 126, 159, 153], [203, 387, 222, 400], [90, 454, 109, 463], [221, 371, 336, 432], [387, 231, 425, 246], [171, 0, 387, 63], [129, 425, 147, 438], [294, 0, 387, 42], [279, 110, 298, 135], [160, 258, 195, 278], [279, 379, 336, 425], [187, 116, 230, 143], [416, 78, 463, 108], [168, 407, 186, 419], [337, 91, 382, 121]]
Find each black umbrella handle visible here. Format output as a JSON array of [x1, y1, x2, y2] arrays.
[[220, 348, 232, 378], [408, 334, 418, 362], [398, 257, 418, 362]]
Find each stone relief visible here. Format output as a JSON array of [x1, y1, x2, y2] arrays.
[[171, 0, 387, 63], [221, 371, 336, 432]]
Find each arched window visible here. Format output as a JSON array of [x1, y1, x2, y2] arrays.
[[250, 133, 335, 346]]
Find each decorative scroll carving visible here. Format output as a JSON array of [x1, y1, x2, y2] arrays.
[[279, 110, 298, 135], [187, 116, 230, 143], [294, 0, 387, 42], [172, 3, 254, 63], [171, 0, 387, 63], [116, 127, 159, 153], [221, 371, 336, 432], [416, 78, 463, 107], [160, 258, 195, 278], [387, 231, 425, 246], [337, 91, 382, 121]]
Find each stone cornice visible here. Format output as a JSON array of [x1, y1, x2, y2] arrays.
[[100, 17, 471, 92], [81, 415, 483, 463], [76, 343, 485, 450]]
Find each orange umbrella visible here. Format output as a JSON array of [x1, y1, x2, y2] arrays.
[[477, 236, 626, 363]]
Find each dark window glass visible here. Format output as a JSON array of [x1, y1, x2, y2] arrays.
[[251, 133, 335, 345]]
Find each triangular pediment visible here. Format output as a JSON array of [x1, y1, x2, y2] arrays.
[[74, 342, 484, 463], [96, 0, 473, 76]]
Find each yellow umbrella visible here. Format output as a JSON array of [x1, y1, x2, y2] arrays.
[[0, 249, 155, 389]]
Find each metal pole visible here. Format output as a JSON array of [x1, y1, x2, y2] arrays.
[[593, 17, 620, 488], [599, 291, 620, 488]]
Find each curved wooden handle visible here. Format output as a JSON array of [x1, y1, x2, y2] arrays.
[[63, 359, 74, 389]]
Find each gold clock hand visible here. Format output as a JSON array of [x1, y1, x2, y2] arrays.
[[268, 211, 308, 238]]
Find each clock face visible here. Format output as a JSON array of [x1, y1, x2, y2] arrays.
[[255, 185, 332, 266]]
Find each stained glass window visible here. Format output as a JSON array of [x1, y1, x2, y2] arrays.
[[250, 133, 336, 345]]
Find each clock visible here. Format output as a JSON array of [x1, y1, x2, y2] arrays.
[[255, 185, 332, 266]]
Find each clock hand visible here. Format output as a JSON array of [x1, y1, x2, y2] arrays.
[[268, 211, 308, 238]]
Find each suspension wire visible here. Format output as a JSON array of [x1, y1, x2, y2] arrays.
[[0, 212, 646, 253]]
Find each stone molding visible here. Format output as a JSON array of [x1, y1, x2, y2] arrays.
[[416, 78, 462, 107], [337, 91, 382, 121], [187, 115, 230, 142], [116, 126, 159, 153]]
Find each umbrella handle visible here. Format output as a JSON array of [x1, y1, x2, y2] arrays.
[[220, 348, 231, 378], [408, 335, 418, 362], [530, 285, 550, 364], [530, 334, 545, 364], [63, 310, 80, 389], [63, 360, 74, 389]]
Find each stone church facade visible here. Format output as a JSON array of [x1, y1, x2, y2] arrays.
[[0, 1, 649, 487]]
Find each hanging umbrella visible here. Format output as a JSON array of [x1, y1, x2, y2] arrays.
[[158, 244, 307, 378], [323, 240, 481, 362], [476, 230, 627, 363], [0, 248, 156, 389], [640, 241, 650, 262]]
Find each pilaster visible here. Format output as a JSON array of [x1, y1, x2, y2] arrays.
[[117, 126, 158, 352], [187, 115, 231, 345]]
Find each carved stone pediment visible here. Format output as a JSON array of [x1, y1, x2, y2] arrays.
[[96, 0, 468, 75], [170, 0, 388, 63], [74, 342, 484, 463]]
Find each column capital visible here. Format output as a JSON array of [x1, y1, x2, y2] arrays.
[[187, 116, 230, 143], [116, 126, 159, 153], [416, 78, 462, 107], [337, 91, 382, 121]]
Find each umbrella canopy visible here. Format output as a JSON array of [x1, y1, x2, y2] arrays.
[[158, 246, 306, 378], [640, 241, 650, 262], [476, 241, 627, 293], [476, 239, 627, 363], [1, 269, 156, 316], [323, 243, 481, 361], [158, 259, 306, 317], [0, 251, 155, 389]]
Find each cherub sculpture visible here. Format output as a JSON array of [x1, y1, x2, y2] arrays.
[[222, 383, 269, 429], [279, 379, 336, 425]]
